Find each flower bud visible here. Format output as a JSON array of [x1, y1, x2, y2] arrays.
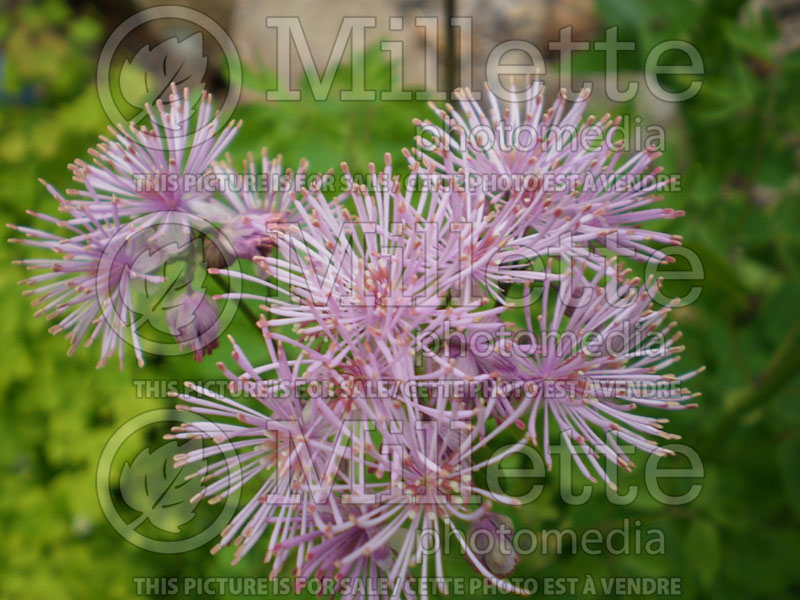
[[203, 234, 232, 269], [220, 211, 287, 263], [372, 538, 393, 572], [166, 290, 220, 361], [467, 512, 519, 576]]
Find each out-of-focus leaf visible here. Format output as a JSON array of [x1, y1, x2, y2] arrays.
[[779, 436, 800, 521], [685, 519, 721, 589]]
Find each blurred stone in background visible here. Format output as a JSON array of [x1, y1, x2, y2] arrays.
[[750, 0, 800, 56], [228, 0, 598, 93]]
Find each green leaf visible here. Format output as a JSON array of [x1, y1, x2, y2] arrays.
[[685, 519, 721, 589]]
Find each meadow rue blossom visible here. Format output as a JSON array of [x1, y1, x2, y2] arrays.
[[404, 166, 569, 304], [11, 83, 704, 597], [513, 260, 703, 486], [335, 383, 534, 598], [11, 192, 227, 367], [168, 336, 344, 574], [279, 504, 394, 596], [169, 317, 535, 596], [413, 83, 684, 270], [65, 85, 240, 228], [9, 88, 301, 367], [9, 188, 164, 368], [210, 154, 505, 363], [168, 330, 400, 582], [421, 319, 524, 415]]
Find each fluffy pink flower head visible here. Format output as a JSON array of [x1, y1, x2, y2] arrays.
[[170, 313, 536, 596], [513, 260, 703, 485], [211, 154, 504, 370], [405, 168, 569, 304], [66, 85, 240, 227], [168, 334, 346, 574], [413, 83, 685, 270], [9, 185, 165, 367], [8, 82, 706, 598], [330, 382, 534, 597]]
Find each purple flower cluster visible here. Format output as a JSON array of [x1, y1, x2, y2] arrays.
[[10, 83, 701, 597], [10, 85, 302, 367]]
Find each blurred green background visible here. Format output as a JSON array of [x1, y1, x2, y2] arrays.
[[2, 0, 800, 598]]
